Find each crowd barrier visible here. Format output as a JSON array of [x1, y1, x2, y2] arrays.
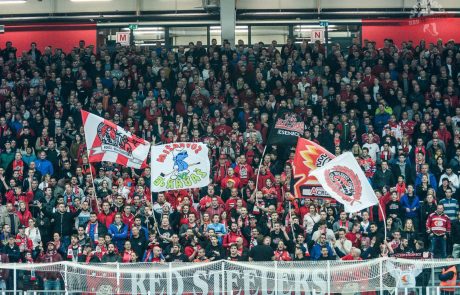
[[0, 257, 459, 294]]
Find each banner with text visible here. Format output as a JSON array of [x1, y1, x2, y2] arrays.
[[151, 142, 210, 192]]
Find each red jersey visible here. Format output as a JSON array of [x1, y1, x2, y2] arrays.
[[234, 164, 254, 186], [426, 212, 451, 236]]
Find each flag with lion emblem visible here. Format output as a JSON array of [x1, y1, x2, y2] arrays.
[[151, 142, 210, 192], [309, 152, 378, 213], [81, 110, 150, 169]]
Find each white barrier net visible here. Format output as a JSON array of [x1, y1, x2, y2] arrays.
[[1, 257, 460, 294]]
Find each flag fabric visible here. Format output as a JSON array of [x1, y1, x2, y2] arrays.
[[81, 110, 150, 169], [150, 142, 210, 192], [266, 110, 304, 146], [292, 138, 335, 198], [309, 152, 378, 213]]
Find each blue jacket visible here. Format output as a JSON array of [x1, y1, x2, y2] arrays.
[[414, 173, 437, 190], [108, 223, 128, 251], [207, 223, 227, 243], [400, 194, 421, 218], [34, 159, 54, 177], [22, 154, 37, 166], [310, 242, 334, 260]]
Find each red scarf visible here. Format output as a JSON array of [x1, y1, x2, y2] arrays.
[[86, 222, 99, 243], [339, 220, 350, 230], [94, 244, 107, 260], [16, 234, 31, 251], [67, 244, 82, 260], [85, 252, 94, 264], [25, 257, 36, 280]]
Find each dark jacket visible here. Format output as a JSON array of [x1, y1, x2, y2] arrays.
[[391, 162, 415, 185], [3, 243, 21, 262], [42, 207, 80, 237], [451, 220, 460, 245], [101, 252, 122, 263], [130, 234, 148, 259], [372, 168, 395, 189]]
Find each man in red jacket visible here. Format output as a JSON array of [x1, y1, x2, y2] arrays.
[[255, 165, 275, 190], [426, 204, 451, 258], [341, 247, 362, 260], [234, 155, 254, 187], [222, 222, 247, 249], [220, 167, 241, 189], [199, 185, 224, 212], [5, 186, 33, 207], [97, 201, 116, 229]]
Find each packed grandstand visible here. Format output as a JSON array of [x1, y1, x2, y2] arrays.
[[0, 35, 459, 293]]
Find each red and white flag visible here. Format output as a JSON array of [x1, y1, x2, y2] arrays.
[[309, 152, 378, 213], [81, 110, 150, 169], [292, 138, 335, 198]]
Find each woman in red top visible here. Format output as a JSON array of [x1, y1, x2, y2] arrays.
[[17, 201, 32, 226], [121, 241, 136, 262], [274, 241, 292, 261], [184, 236, 202, 262], [261, 178, 279, 208]]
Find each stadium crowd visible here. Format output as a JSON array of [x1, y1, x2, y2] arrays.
[[0, 35, 459, 290]]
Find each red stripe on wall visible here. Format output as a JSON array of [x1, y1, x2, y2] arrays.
[[362, 17, 460, 49], [0, 23, 97, 53]]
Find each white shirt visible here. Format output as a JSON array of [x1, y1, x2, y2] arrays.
[[363, 142, 380, 161], [25, 227, 41, 248], [439, 172, 460, 190], [387, 261, 422, 288], [303, 213, 320, 234]]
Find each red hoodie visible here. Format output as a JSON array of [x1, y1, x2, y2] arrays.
[[222, 231, 248, 249], [17, 209, 32, 226], [97, 211, 116, 229]]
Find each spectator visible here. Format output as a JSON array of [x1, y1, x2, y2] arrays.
[[311, 233, 334, 260], [426, 204, 451, 258], [34, 151, 54, 177], [101, 243, 121, 263], [38, 202, 79, 250], [248, 236, 274, 262], [333, 228, 352, 258], [108, 213, 128, 252], [36, 242, 62, 292], [439, 188, 459, 222], [400, 185, 421, 228]]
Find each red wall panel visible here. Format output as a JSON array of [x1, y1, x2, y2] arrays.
[[0, 23, 97, 54], [362, 17, 460, 49]]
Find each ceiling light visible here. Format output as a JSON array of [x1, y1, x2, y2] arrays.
[[70, 0, 111, 2], [0, 0, 27, 4]]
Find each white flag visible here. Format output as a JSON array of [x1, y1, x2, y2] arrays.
[[81, 110, 150, 169], [150, 142, 210, 192], [309, 152, 378, 213]]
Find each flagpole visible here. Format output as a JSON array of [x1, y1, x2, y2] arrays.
[[377, 201, 388, 246], [86, 148, 97, 192], [255, 145, 268, 204], [289, 200, 296, 241]]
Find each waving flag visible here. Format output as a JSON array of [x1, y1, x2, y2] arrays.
[[81, 110, 150, 169], [266, 110, 304, 146], [293, 138, 335, 199], [151, 142, 210, 192], [310, 152, 378, 213]]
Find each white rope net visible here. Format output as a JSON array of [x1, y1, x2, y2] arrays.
[[2, 257, 460, 294]]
